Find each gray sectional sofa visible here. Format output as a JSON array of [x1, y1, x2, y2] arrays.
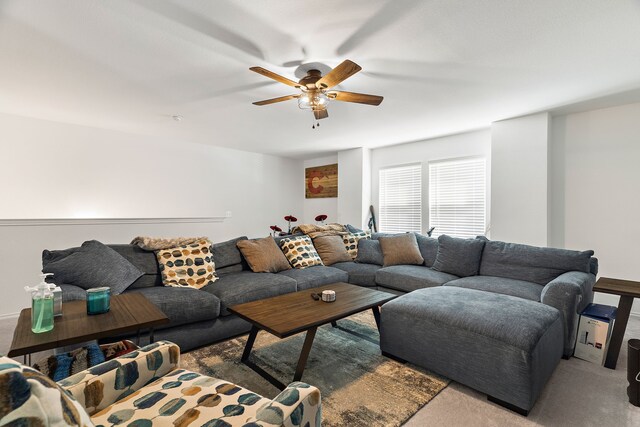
[[45, 230, 597, 415], [47, 231, 597, 360]]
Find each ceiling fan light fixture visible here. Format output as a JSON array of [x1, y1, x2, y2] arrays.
[[297, 91, 329, 110]]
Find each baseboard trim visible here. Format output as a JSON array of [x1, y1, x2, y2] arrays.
[[0, 217, 228, 227]]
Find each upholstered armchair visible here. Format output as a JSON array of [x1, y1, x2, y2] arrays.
[[1, 341, 322, 427]]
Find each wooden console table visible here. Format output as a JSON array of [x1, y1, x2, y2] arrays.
[[593, 277, 640, 369], [8, 293, 169, 364]]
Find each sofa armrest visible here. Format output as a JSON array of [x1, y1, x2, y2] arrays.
[[253, 382, 322, 427], [541, 271, 596, 357], [58, 341, 180, 416], [59, 283, 87, 302]]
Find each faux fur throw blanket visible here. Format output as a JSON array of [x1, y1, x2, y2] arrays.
[[292, 223, 348, 239], [130, 236, 208, 251]]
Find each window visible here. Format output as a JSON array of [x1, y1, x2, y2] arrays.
[[379, 164, 422, 233], [429, 157, 486, 238]]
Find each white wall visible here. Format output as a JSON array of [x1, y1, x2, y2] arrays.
[[549, 102, 640, 314], [490, 113, 549, 246], [370, 130, 492, 234], [302, 155, 338, 225], [0, 113, 302, 317], [337, 148, 371, 228]]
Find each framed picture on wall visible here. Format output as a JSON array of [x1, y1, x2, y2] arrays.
[[305, 163, 338, 198]]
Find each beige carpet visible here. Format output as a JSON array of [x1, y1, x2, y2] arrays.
[[181, 311, 449, 427]]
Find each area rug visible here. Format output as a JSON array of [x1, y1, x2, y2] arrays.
[[180, 311, 449, 427]]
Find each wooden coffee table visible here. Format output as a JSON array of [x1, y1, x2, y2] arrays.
[[228, 282, 396, 389], [8, 293, 169, 363]]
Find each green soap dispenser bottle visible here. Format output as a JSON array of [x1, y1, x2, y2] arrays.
[[24, 273, 55, 333]]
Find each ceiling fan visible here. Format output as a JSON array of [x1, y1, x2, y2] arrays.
[[249, 60, 383, 124]]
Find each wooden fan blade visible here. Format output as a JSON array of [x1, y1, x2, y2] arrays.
[[249, 67, 301, 88], [252, 94, 299, 106], [314, 109, 329, 120], [329, 91, 383, 106], [316, 60, 362, 89]]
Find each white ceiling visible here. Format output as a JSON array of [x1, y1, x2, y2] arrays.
[[2, 0, 640, 158]]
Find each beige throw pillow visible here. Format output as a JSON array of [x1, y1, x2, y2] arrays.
[[378, 233, 425, 267], [313, 235, 353, 266], [156, 239, 218, 289], [236, 237, 292, 273]]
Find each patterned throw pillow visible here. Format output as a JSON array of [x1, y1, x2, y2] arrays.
[[32, 343, 106, 382], [343, 230, 371, 259], [156, 239, 218, 289], [0, 356, 94, 427], [279, 235, 324, 269]]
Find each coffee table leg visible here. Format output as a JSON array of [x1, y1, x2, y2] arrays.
[[372, 306, 381, 331], [242, 326, 260, 363], [331, 321, 338, 328], [293, 327, 318, 382], [604, 295, 634, 369], [149, 327, 155, 344]]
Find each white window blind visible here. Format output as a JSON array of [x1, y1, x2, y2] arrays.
[[379, 164, 422, 233], [429, 157, 486, 238]]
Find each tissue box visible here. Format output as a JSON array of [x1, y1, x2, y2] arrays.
[[574, 303, 617, 365], [52, 286, 62, 317]]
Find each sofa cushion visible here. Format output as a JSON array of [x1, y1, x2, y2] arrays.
[[332, 262, 381, 287], [202, 272, 297, 316], [42, 240, 144, 294], [84, 244, 161, 290], [415, 233, 439, 267], [212, 236, 248, 270], [237, 237, 292, 273], [127, 287, 220, 328], [108, 244, 159, 274], [156, 239, 218, 290], [279, 265, 348, 291], [355, 239, 384, 265], [432, 235, 485, 277], [378, 233, 424, 267], [279, 235, 324, 269], [342, 231, 371, 259], [444, 276, 543, 302], [375, 265, 458, 292], [479, 240, 595, 285], [90, 368, 271, 427], [312, 235, 353, 266]]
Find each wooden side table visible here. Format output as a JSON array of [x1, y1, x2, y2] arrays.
[[8, 293, 169, 363], [593, 277, 640, 369]]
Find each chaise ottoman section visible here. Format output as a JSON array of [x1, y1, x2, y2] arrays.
[[380, 286, 563, 415]]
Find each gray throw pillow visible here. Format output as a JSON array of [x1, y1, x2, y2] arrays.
[[355, 239, 384, 265], [42, 240, 144, 294], [432, 235, 486, 277], [211, 236, 248, 269], [415, 233, 438, 267]]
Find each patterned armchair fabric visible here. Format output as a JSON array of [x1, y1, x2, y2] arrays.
[[60, 341, 180, 416], [90, 371, 321, 427], [1, 341, 320, 427], [0, 356, 94, 427]]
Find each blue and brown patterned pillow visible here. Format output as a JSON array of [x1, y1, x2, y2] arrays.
[[279, 235, 324, 269], [32, 343, 105, 382], [156, 239, 218, 289], [0, 356, 94, 426]]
